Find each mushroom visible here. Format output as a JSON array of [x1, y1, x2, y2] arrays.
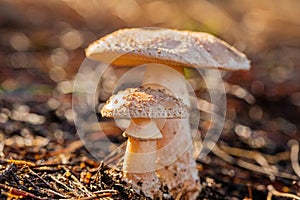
[[100, 87, 189, 198], [86, 28, 250, 199]]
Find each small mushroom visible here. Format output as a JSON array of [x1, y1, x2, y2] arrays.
[[87, 28, 251, 199], [100, 87, 189, 198]]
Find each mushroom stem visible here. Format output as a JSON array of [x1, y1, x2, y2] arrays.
[[143, 65, 201, 199], [157, 118, 200, 199], [123, 118, 161, 198]]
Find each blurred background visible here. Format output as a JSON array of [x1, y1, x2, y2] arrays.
[[0, 0, 300, 198], [1, 0, 300, 109]]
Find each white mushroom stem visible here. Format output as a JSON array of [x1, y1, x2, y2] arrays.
[[123, 118, 161, 198], [143, 65, 201, 199], [157, 118, 200, 199]]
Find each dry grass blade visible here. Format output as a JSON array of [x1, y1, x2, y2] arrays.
[[219, 144, 276, 180], [0, 158, 36, 166], [267, 185, 300, 200], [289, 139, 300, 178], [212, 144, 299, 181], [40, 188, 67, 199], [220, 144, 290, 164], [0, 141, 4, 157], [62, 166, 95, 197], [224, 82, 256, 104], [49, 174, 78, 196]]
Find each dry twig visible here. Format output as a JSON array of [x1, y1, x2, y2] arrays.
[[267, 185, 300, 200], [0, 183, 45, 200]]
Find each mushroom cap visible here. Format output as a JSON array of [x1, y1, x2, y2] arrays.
[[100, 87, 189, 119], [86, 28, 250, 71]]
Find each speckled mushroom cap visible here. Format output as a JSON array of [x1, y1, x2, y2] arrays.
[[86, 28, 250, 71], [100, 87, 189, 119]]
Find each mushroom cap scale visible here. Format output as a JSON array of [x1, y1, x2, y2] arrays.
[[86, 28, 250, 71], [100, 87, 189, 119]]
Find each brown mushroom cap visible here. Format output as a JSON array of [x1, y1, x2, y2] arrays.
[[100, 87, 189, 119], [86, 28, 250, 71]]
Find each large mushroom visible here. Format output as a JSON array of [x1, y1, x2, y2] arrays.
[[100, 86, 189, 198], [87, 28, 250, 199]]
